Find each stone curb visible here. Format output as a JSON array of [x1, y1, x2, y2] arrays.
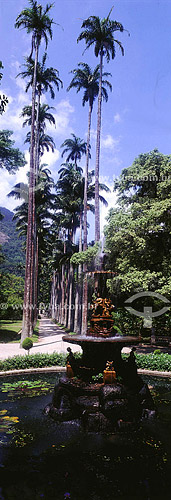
[[0, 366, 66, 376], [137, 368, 171, 377], [0, 366, 170, 377]]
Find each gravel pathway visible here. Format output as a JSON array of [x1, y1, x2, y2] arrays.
[[0, 318, 81, 360]]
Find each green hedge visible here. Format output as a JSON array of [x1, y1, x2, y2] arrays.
[[122, 352, 171, 372], [0, 351, 170, 373], [0, 352, 68, 371]]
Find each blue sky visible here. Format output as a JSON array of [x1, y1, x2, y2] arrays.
[[0, 0, 171, 238]]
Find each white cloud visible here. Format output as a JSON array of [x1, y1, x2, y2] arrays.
[[47, 99, 74, 138], [0, 149, 29, 211], [41, 148, 60, 181], [101, 134, 120, 151], [114, 112, 121, 123], [0, 90, 30, 145], [0, 170, 21, 211]]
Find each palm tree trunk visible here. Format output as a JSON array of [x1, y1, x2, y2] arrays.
[[32, 90, 41, 328], [64, 264, 70, 328], [21, 38, 39, 342], [95, 49, 103, 242], [82, 271, 88, 335], [55, 273, 59, 322], [33, 234, 39, 326], [74, 211, 83, 333], [61, 239, 66, 325], [81, 102, 92, 335], [83, 102, 92, 251], [68, 263, 74, 331], [58, 270, 62, 324], [51, 271, 56, 320]]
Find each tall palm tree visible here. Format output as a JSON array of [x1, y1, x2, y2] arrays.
[[18, 52, 61, 330], [15, 0, 54, 339], [67, 62, 112, 251], [18, 53, 62, 173], [21, 103, 55, 127], [21, 101, 55, 327], [8, 164, 55, 323], [61, 134, 88, 168], [25, 130, 55, 156], [77, 7, 124, 242], [18, 53, 63, 99], [55, 163, 110, 334]]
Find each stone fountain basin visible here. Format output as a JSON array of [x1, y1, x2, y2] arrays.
[[62, 334, 140, 345], [63, 335, 141, 376]]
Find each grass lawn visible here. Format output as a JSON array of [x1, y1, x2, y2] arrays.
[[0, 320, 39, 343]]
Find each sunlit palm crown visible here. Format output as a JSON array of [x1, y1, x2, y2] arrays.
[[17, 53, 63, 97], [77, 8, 124, 61], [21, 103, 55, 129], [15, 0, 54, 52], [67, 62, 112, 107], [61, 134, 88, 165]]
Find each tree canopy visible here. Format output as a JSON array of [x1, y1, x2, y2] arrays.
[[0, 130, 26, 173], [105, 150, 171, 300]]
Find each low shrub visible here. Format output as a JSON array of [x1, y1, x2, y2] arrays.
[[0, 351, 170, 373], [22, 337, 33, 353], [122, 352, 171, 372], [0, 352, 68, 371]]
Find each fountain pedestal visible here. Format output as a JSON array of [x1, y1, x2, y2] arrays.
[[45, 333, 154, 431], [46, 273, 155, 431], [63, 334, 140, 383]]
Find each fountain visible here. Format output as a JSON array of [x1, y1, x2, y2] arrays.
[[46, 245, 154, 432]]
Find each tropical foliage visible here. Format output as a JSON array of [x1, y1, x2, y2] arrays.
[[105, 150, 171, 337], [0, 273, 24, 320], [0, 130, 26, 173]]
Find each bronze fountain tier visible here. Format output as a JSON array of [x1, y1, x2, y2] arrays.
[[62, 289, 140, 380], [46, 258, 155, 432]]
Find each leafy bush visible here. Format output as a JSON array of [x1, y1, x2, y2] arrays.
[[0, 351, 170, 373], [91, 373, 103, 383], [153, 349, 161, 355], [22, 337, 33, 353], [112, 308, 142, 337], [122, 352, 171, 372], [0, 273, 24, 320], [0, 352, 69, 371]]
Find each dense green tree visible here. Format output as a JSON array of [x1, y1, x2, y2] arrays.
[[0, 130, 26, 172], [0, 273, 24, 320], [78, 8, 124, 241], [104, 150, 171, 336]]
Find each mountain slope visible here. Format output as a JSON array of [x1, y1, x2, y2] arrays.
[[0, 206, 25, 276]]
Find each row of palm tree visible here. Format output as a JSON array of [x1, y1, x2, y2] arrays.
[[77, 8, 125, 242], [15, 0, 62, 341], [14, 1, 125, 337]]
